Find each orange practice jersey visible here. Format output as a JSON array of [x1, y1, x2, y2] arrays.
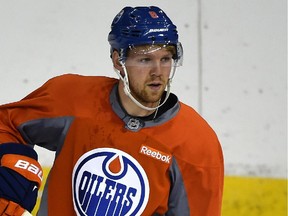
[[0, 74, 224, 216]]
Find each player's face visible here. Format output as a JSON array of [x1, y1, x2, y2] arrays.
[[124, 46, 174, 106]]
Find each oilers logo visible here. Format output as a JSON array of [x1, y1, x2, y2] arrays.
[[72, 148, 150, 216]]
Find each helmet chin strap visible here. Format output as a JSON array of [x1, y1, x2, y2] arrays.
[[114, 61, 176, 111]]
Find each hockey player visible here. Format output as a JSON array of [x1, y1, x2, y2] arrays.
[[0, 6, 224, 216]]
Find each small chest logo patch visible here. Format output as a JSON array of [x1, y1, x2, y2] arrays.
[[139, 145, 172, 164], [72, 148, 150, 216]]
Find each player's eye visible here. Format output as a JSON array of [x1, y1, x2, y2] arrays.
[[139, 58, 151, 63], [161, 56, 172, 62]]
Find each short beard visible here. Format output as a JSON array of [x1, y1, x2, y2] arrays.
[[129, 84, 164, 104]]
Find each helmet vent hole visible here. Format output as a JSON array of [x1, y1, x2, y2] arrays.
[[121, 29, 142, 37]]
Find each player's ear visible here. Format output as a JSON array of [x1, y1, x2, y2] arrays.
[[112, 51, 122, 71]]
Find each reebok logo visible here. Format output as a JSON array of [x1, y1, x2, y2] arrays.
[[140, 145, 171, 164]]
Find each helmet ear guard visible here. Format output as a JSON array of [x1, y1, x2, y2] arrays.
[[175, 42, 184, 67]]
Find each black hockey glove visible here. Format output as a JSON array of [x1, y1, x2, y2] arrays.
[[0, 143, 43, 213]]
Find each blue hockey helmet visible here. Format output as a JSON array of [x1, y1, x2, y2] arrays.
[[108, 6, 183, 65]]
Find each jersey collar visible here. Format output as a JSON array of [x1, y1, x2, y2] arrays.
[[109, 84, 180, 131]]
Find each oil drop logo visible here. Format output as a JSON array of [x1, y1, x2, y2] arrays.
[[72, 148, 150, 216]]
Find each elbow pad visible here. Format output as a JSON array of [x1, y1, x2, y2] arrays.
[[0, 143, 43, 212]]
